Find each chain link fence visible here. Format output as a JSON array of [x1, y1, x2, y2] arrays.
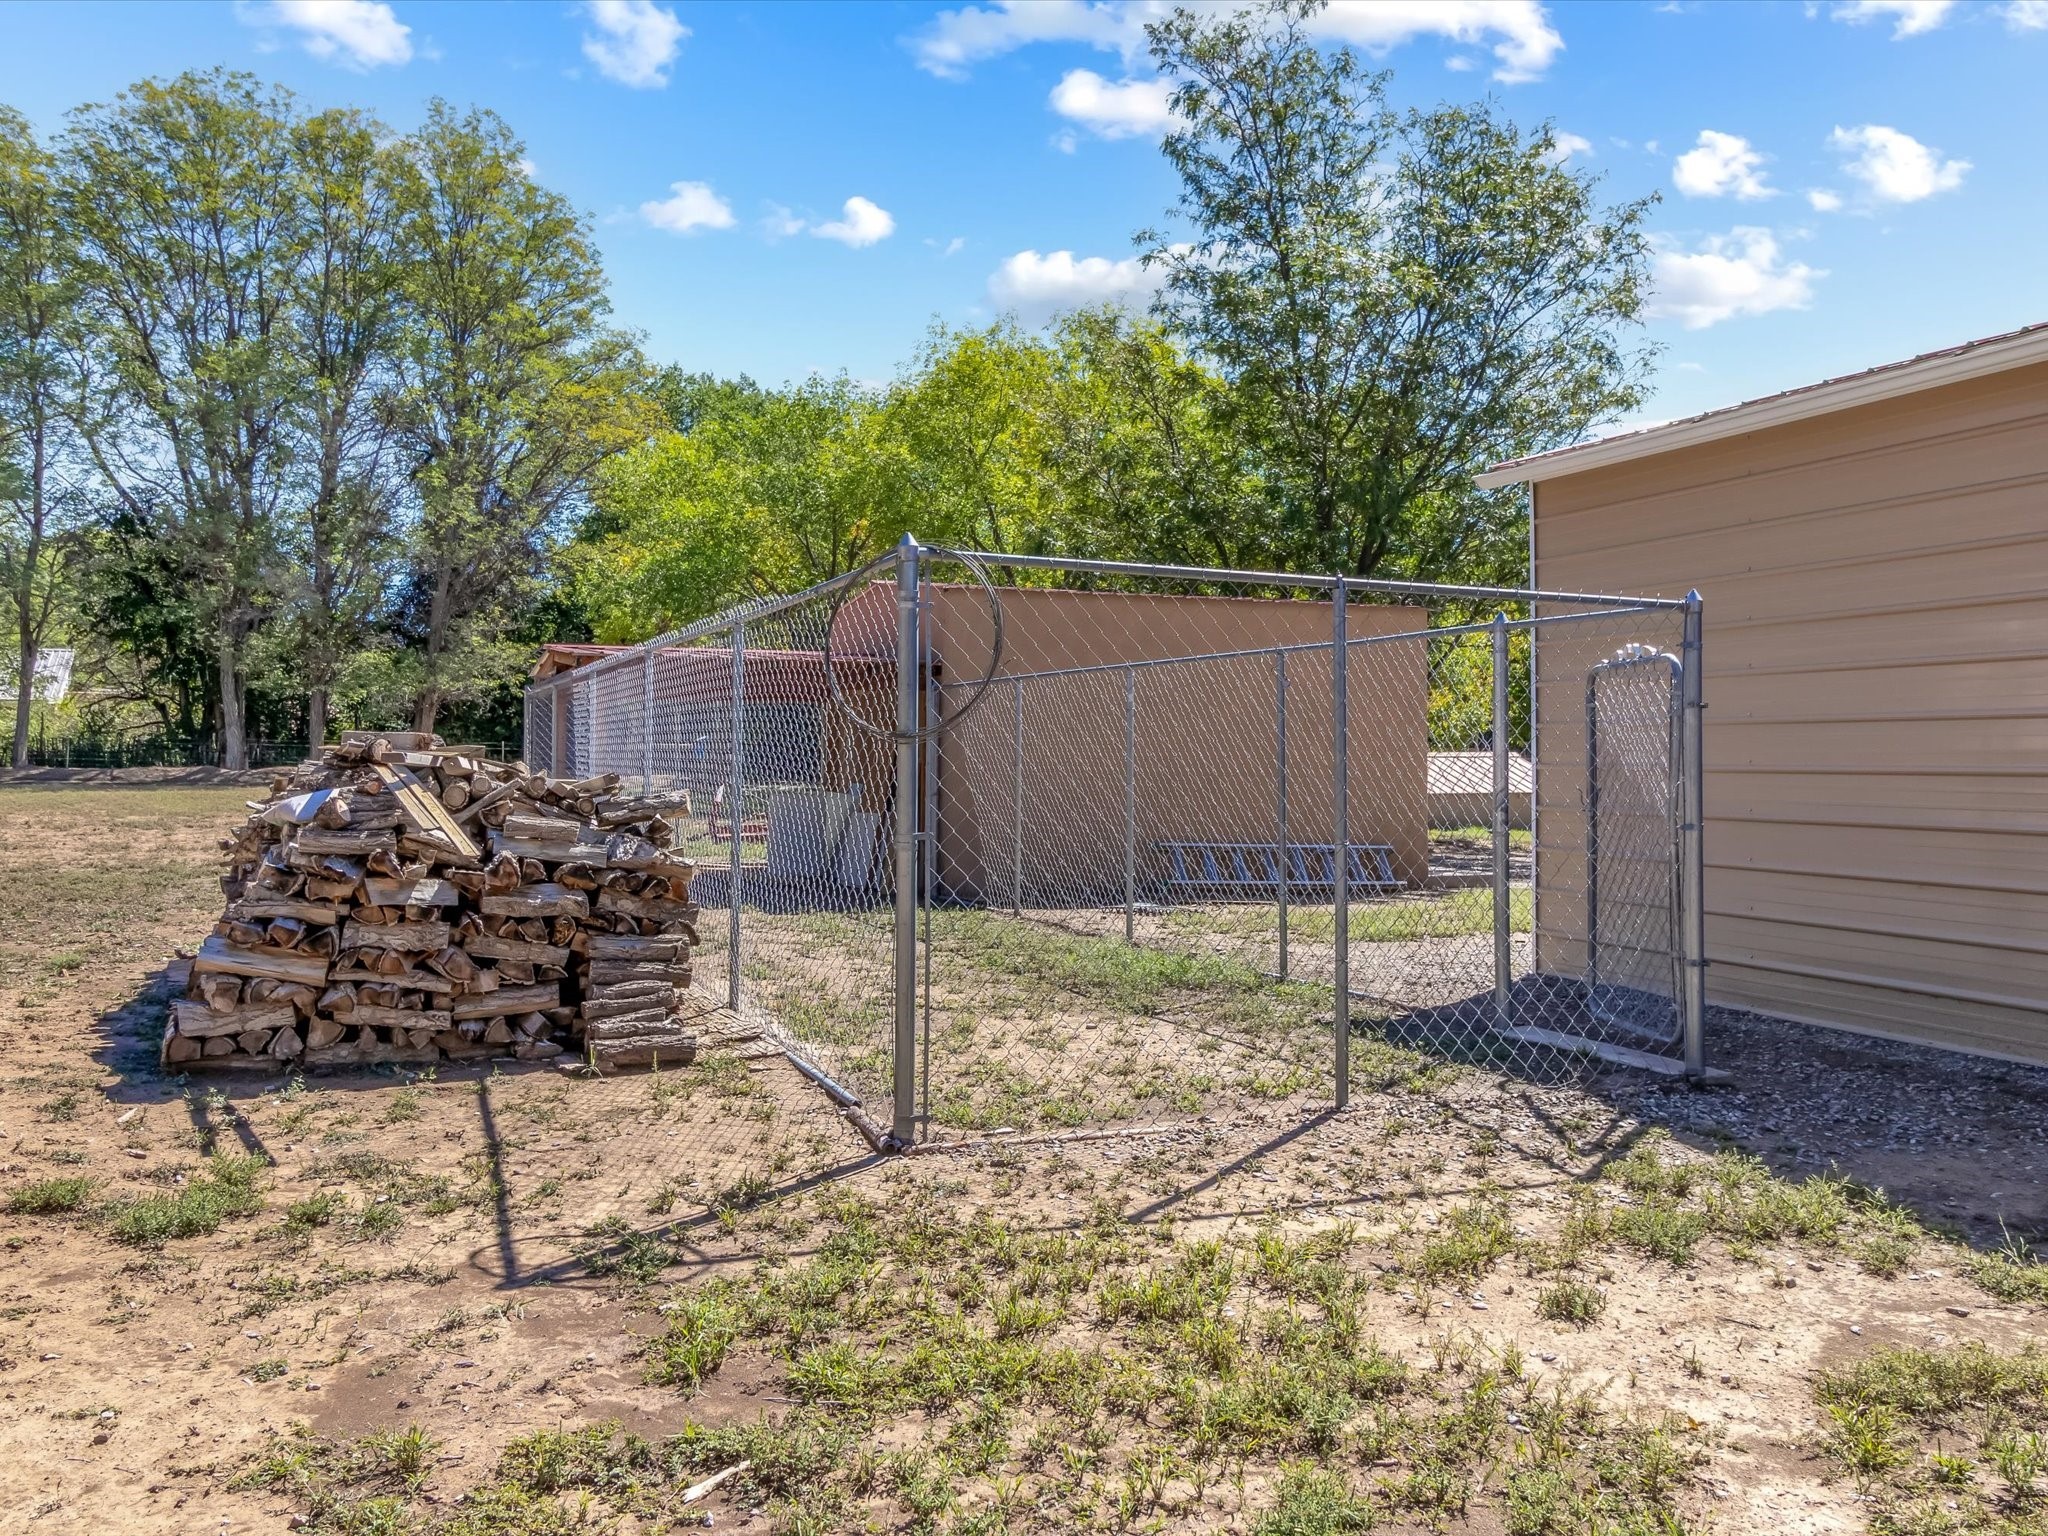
[[526, 542, 1704, 1146]]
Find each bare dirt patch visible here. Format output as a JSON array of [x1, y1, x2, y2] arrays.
[[1, 783, 2044, 1534]]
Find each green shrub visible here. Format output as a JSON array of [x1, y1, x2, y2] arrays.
[[5, 1176, 95, 1215]]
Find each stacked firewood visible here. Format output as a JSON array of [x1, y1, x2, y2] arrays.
[[165, 730, 701, 1073]]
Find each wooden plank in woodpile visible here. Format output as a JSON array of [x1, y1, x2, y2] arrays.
[[349, 1003, 455, 1032], [341, 918, 452, 953], [192, 935, 331, 987], [171, 1000, 299, 1039], [361, 876, 461, 908], [459, 932, 571, 965], [450, 982, 560, 1021], [594, 889, 699, 926], [480, 884, 589, 919]]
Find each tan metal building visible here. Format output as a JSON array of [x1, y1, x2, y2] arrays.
[[1481, 323, 2048, 1066]]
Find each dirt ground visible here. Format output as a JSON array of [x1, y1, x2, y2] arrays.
[[1, 783, 2045, 1534]]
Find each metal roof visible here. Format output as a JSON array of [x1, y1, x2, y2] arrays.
[[1476, 320, 2048, 489]]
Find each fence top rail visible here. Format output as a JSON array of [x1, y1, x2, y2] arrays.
[[944, 550, 1693, 611], [522, 546, 1692, 697], [930, 603, 1678, 693]]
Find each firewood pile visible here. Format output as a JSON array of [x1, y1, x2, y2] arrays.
[[166, 730, 702, 1073]]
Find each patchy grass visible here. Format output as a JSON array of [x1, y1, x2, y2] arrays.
[[108, 1153, 266, 1247], [1816, 1340, 2048, 1525], [1536, 1279, 1606, 1327], [256, 1187, 1704, 1534], [5, 1175, 96, 1215]]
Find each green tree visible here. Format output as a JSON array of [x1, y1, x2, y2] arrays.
[[1037, 308, 1271, 568], [282, 105, 406, 751], [575, 373, 889, 636], [388, 102, 651, 732], [62, 70, 301, 767], [0, 106, 87, 767], [1142, 0, 1655, 578]]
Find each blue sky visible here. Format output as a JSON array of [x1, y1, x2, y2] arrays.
[[2, 0, 2045, 429]]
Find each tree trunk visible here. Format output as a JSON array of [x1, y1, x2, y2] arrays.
[[413, 567, 453, 734], [307, 686, 328, 754], [10, 639, 33, 770], [217, 638, 247, 770], [11, 420, 47, 771]]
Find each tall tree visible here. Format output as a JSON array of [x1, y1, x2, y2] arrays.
[[0, 106, 86, 768], [283, 106, 405, 751], [389, 102, 650, 732], [62, 70, 300, 767], [1143, 0, 1655, 577]]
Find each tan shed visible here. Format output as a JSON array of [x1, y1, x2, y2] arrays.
[[1480, 322, 2048, 1067]]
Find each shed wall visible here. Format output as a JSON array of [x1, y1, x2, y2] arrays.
[[1532, 360, 2048, 1063], [921, 588, 1431, 907]]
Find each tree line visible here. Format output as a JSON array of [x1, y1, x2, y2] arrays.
[[1, 1, 1656, 768]]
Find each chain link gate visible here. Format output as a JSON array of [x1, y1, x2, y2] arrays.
[[524, 537, 1707, 1151]]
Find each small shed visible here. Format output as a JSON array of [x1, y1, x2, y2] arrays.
[[1425, 750, 1533, 830], [1480, 321, 2048, 1067]]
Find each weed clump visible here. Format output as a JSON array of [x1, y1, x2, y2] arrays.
[[109, 1153, 265, 1246], [5, 1176, 95, 1215]]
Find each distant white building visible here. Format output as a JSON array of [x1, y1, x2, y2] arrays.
[[1426, 749, 1533, 830], [0, 648, 74, 703]]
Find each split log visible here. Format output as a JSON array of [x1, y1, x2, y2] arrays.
[[459, 932, 571, 966], [594, 889, 699, 927], [450, 983, 560, 1021], [193, 935, 331, 987], [582, 987, 679, 1022], [588, 959, 693, 987], [349, 1003, 455, 1032], [481, 884, 589, 919], [585, 933, 690, 961], [586, 1012, 698, 1069], [340, 918, 452, 953], [171, 1000, 297, 1039], [361, 876, 460, 908]]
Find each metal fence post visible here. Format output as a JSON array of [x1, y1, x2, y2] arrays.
[[891, 535, 922, 1145], [1275, 649, 1289, 981], [1492, 612, 1512, 1023], [1679, 591, 1707, 1080], [1011, 678, 1024, 917], [1123, 665, 1137, 944], [1332, 578, 1350, 1109], [727, 623, 744, 1013], [642, 646, 655, 793]]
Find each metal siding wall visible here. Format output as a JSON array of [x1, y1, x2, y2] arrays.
[[1532, 362, 2048, 1064]]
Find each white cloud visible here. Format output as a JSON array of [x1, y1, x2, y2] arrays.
[[2006, 0, 2048, 28], [1829, 124, 1969, 202], [910, 0, 1564, 83], [987, 249, 1162, 324], [1826, 0, 1956, 37], [1672, 130, 1774, 199], [1647, 228, 1821, 329], [1806, 187, 1844, 211], [912, 0, 1148, 79], [1547, 130, 1594, 164], [813, 196, 895, 248], [926, 235, 968, 257], [761, 203, 807, 240], [246, 0, 412, 68], [582, 0, 687, 89], [1049, 69, 1175, 139], [1313, 0, 1563, 84], [516, 157, 539, 180], [640, 181, 735, 234]]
